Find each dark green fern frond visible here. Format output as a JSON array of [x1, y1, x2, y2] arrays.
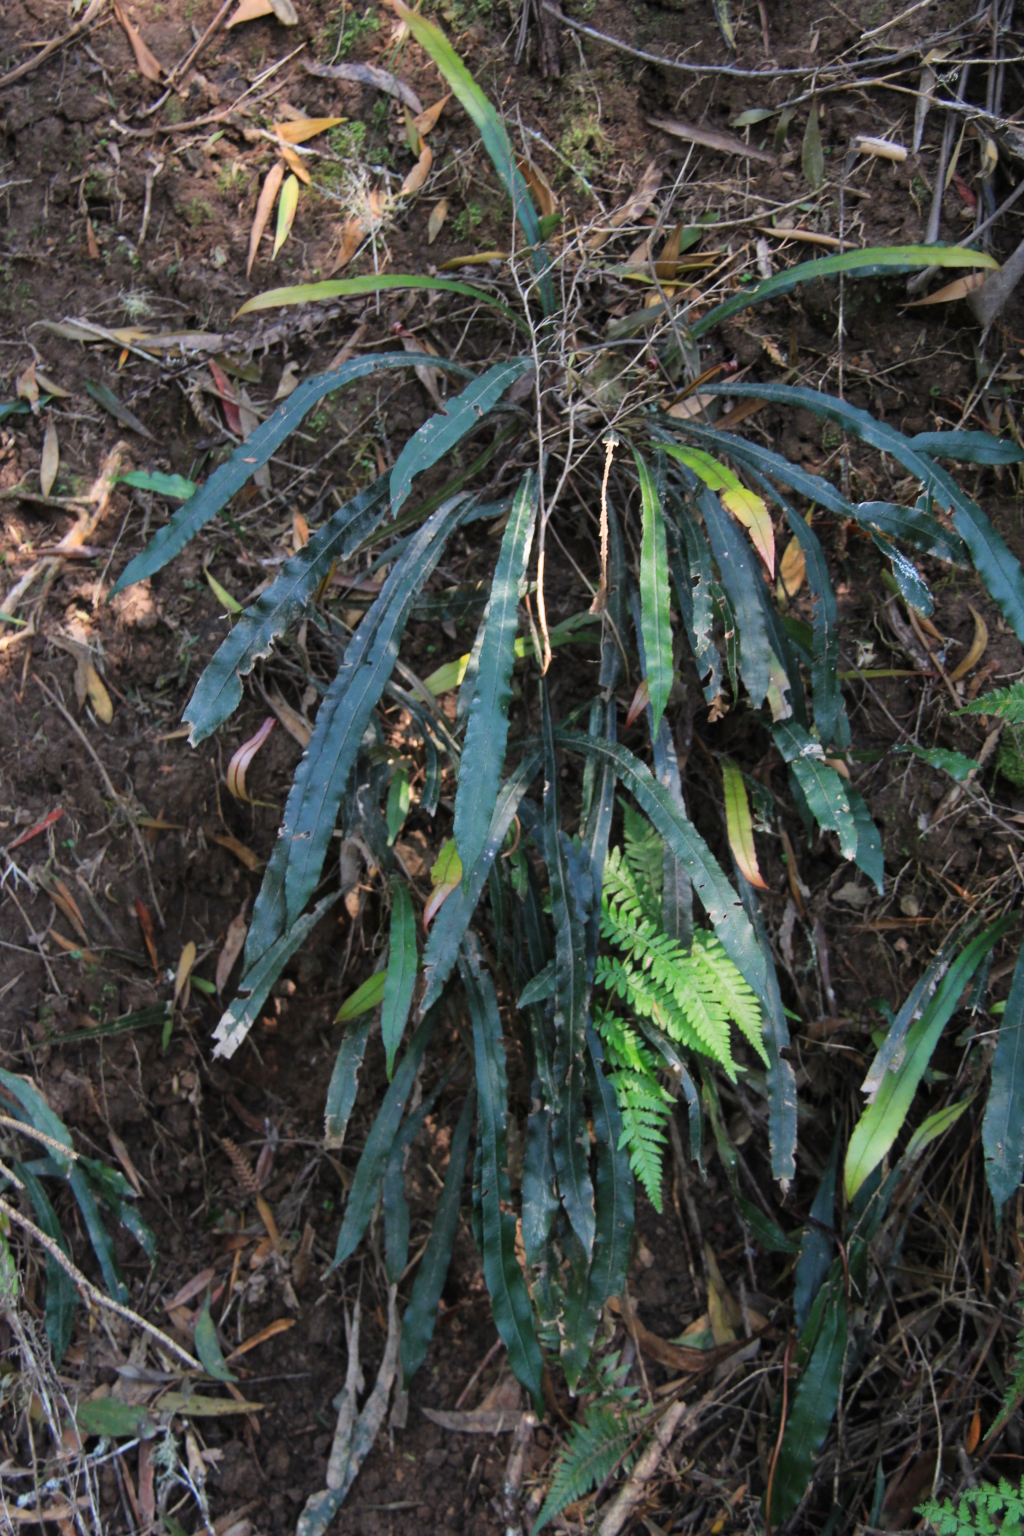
[[621, 799, 664, 915], [533, 1404, 638, 1533]]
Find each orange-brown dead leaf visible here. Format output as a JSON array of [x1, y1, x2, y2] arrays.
[[247, 161, 284, 278], [412, 94, 451, 134], [401, 143, 433, 196], [224, 1318, 295, 1362], [86, 218, 100, 260], [278, 143, 311, 183], [135, 899, 159, 974], [213, 833, 263, 872], [273, 116, 344, 144], [112, 0, 164, 82], [49, 930, 102, 965], [905, 272, 987, 307]]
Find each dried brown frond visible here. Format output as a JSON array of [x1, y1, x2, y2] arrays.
[[221, 1136, 260, 1198]]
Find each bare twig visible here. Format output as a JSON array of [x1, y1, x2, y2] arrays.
[[0, 1193, 200, 1370], [597, 1400, 688, 1536], [0, 0, 107, 90]]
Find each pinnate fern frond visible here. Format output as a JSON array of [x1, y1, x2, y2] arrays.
[[919, 1477, 1024, 1536], [595, 953, 736, 1073], [690, 932, 767, 1063], [534, 1405, 638, 1534], [614, 1073, 671, 1210], [958, 682, 1024, 724]]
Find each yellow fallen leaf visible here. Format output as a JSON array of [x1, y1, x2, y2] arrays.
[[174, 941, 196, 1008], [33, 371, 70, 399], [112, 0, 164, 82], [427, 199, 448, 244], [721, 485, 775, 576], [40, 415, 59, 497], [412, 94, 451, 134], [776, 534, 806, 602], [949, 604, 988, 680], [273, 174, 299, 258], [278, 143, 311, 184], [213, 833, 263, 871], [84, 663, 113, 724], [516, 156, 556, 218], [292, 510, 309, 548], [247, 161, 284, 278], [273, 116, 344, 144], [723, 761, 767, 890], [401, 143, 433, 196], [226, 0, 273, 25]]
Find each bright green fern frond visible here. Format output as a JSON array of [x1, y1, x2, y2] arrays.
[[919, 1476, 1024, 1536], [621, 799, 664, 916], [534, 1405, 637, 1534], [601, 845, 655, 933], [958, 682, 1024, 724], [613, 1071, 671, 1210], [596, 954, 735, 1074], [691, 932, 768, 1064], [592, 1002, 660, 1078]]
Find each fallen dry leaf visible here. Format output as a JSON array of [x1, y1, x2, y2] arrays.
[[587, 160, 662, 249], [213, 833, 262, 871], [49, 930, 102, 964], [852, 134, 907, 162], [777, 533, 807, 601], [33, 370, 70, 399], [16, 360, 39, 410], [208, 358, 243, 435], [108, 1129, 143, 1196], [516, 155, 556, 219], [275, 361, 300, 400], [267, 686, 311, 746], [247, 161, 285, 278], [267, 0, 298, 21], [949, 604, 988, 680], [216, 904, 249, 994], [759, 224, 843, 249], [225, 1318, 295, 1362], [278, 143, 310, 183], [401, 143, 433, 196], [174, 940, 196, 1008], [905, 271, 987, 307], [273, 116, 344, 144], [45, 876, 88, 942], [163, 1267, 218, 1313], [136, 898, 159, 974], [226, 0, 273, 26], [412, 93, 451, 134], [427, 198, 448, 244], [112, 0, 164, 82], [648, 115, 776, 164], [84, 662, 114, 724], [40, 415, 59, 497], [226, 718, 276, 802], [420, 1407, 525, 1435]]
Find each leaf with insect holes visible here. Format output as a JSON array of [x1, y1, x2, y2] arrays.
[[273, 175, 299, 259], [382, 886, 417, 1080], [40, 416, 58, 497], [247, 162, 284, 278], [226, 718, 276, 802], [723, 762, 767, 890], [425, 839, 462, 931]]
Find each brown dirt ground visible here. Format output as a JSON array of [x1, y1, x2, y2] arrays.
[[5, 0, 1024, 1532]]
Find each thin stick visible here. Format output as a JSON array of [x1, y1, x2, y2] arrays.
[[589, 434, 618, 616], [0, 1114, 78, 1161], [0, 0, 106, 90], [0, 1193, 200, 1370], [33, 677, 165, 926], [142, 0, 233, 116]]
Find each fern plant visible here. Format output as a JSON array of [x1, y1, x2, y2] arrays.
[[101, 0, 1024, 1450], [919, 1477, 1024, 1536], [533, 1349, 642, 1534], [593, 805, 765, 1208]]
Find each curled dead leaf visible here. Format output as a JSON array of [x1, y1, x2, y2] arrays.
[[16, 360, 39, 410], [278, 143, 311, 184], [949, 604, 988, 680], [136, 898, 159, 975], [213, 833, 263, 871], [227, 0, 273, 26], [274, 116, 344, 144], [905, 272, 987, 307], [174, 941, 196, 1008], [226, 717, 276, 802]]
